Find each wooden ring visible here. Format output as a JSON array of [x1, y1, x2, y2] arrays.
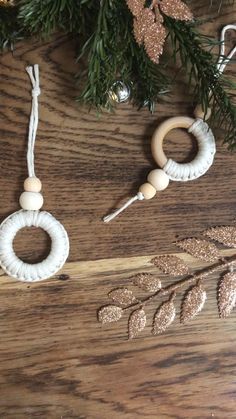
[[151, 116, 195, 168]]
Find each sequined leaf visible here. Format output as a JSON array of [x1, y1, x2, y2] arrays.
[[181, 285, 206, 323], [128, 308, 146, 339], [144, 22, 167, 63], [98, 305, 123, 324], [132, 273, 162, 292], [126, 0, 145, 16], [159, 0, 193, 21], [0, 0, 15, 6], [133, 9, 155, 45], [108, 288, 136, 306], [204, 226, 236, 248], [177, 238, 220, 262], [152, 300, 176, 335], [218, 272, 236, 318], [151, 255, 189, 276]]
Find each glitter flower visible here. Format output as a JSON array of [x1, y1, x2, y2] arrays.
[[126, 0, 193, 63]]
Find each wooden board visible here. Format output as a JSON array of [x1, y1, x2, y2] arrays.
[[0, 249, 236, 418], [0, 1, 236, 418]]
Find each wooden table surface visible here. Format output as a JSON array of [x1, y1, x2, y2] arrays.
[[0, 2, 236, 418]]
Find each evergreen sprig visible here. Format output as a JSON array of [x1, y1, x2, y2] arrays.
[[0, 5, 21, 49], [76, 0, 169, 111], [0, 0, 235, 147], [166, 17, 236, 148], [18, 0, 92, 36]]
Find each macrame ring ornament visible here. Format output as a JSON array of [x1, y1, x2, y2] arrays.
[[0, 64, 69, 282], [103, 24, 236, 223], [0, 210, 69, 282], [151, 116, 216, 182]]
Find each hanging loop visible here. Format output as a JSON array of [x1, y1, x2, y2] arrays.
[[217, 24, 236, 74], [25, 64, 41, 178]]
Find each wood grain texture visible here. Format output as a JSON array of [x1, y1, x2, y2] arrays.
[[0, 1, 236, 418], [0, 249, 236, 418]]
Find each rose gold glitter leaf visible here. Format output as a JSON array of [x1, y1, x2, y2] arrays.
[[181, 285, 206, 323], [132, 273, 162, 292], [126, 0, 145, 17], [144, 22, 167, 63], [98, 305, 123, 324], [128, 308, 146, 339], [218, 272, 236, 318], [108, 288, 136, 306], [151, 255, 189, 276], [133, 9, 155, 45], [176, 238, 220, 262], [204, 226, 236, 248], [153, 300, 176, 335], [159, 0, 193, 21]]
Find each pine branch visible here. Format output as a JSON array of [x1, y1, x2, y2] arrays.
[[76, 0, 170, 111], [18, 0, 93, 36], [0, 5, 22, 49], [0, 0, 235, 148], [165, 18, 236, 149]]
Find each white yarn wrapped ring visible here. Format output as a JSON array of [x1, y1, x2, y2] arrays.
[[0, 210, 69, 282], [151, 116, 216, 182]]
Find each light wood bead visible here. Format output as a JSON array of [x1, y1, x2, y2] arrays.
[[24, 177, 42, 193], [194, 104, 211, 121], [19, 192, 44, 211], [147, 169, 169, 191], [139, 183, 156, 200]]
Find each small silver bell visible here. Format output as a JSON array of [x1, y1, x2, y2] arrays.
[[108, 81, 131, 103]]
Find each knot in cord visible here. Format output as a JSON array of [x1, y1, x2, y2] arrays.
[[32, 86, 41, 97]]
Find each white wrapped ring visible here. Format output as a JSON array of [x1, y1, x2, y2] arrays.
[[0, 210, 69, 282]]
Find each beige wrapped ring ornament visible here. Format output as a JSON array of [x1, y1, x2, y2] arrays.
[[151, 116, 216, 182], [103, 113, 216, 223], [102, 24, 236, 223]]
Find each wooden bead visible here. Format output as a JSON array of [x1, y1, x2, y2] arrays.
[[19, 192, 44, 210], [147, 169, 169, 191], [139, 183, 156, 200], [24, 177, 42, 192], [194, 104, 211, 121]]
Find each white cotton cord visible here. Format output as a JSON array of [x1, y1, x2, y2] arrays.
[[25, 64, 41, 178], [217, 24, 236, 75], [103, 192, 144, 223], [163, 119, 216, 182]]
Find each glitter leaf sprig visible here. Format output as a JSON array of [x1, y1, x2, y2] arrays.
[[126, 0, 193, 63], [98, 225, 236, 339]]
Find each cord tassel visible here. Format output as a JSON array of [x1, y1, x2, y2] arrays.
[[103, 192, 144, 223]]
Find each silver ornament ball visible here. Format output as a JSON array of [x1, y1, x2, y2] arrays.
[[109, 81, 131, 103]]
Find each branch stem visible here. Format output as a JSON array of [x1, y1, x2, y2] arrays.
[[123, 255, 236, 312]]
